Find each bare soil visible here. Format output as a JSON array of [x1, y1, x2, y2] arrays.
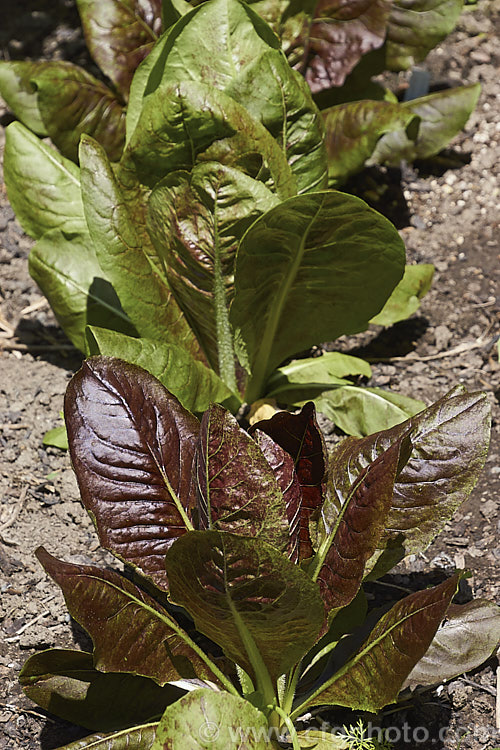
[[0, 2, 499, 748]]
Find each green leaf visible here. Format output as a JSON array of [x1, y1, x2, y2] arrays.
[[25, 61, 126, 162], [165, 530, 325, 685], [228, 51, 328, 194], [311, 385, 425, 437], [327, 387, 491, 564], [385, 0, 464, 70], [42, 425, 68, 450], [322, 99, 417, 185], [80, 136, 204, 361], [404, 599, 500, 690], [87, 327, 239, 414], [120, 80, 295, 199], [370, 264, 434, 326], [3, 122, 85, 239], [231, 191, 405, 401], [147, 162, 279, 374], [36, 548, 227, 689], [196, 404, 288, 549], [77, 0, 161, 99], [64, 357, 199, 589], [20, 649, 182, 731], [296, 573, 463, 714], [51, 724, 158, 749], [296, 730, 349, 749], [28, 229, 136, 354], [152, 689, 269, 750], [266, 352, 371, 398], [369, 85, 481, 165], [0, 61, 47, 134]]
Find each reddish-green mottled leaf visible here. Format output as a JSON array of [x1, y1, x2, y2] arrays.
[[77, 0, 162, 99], [120, 80, 295, 199], [289, 0, 391, 92], [312, 436, 411, 618], [299, 573, 462, 713], [147, 162, 278, 372], [385, 0, 463, 71], [369, 84, 481, 166], [250, 403, 327, 560], [196, 404, 288, 550], [327, 387, 491, 569], [322, 99, 416, 184], [20, 649, 182, 731], [26, 61, 125, 162], [79, 136, 205, 361], [404, 599, 500, 690], [151, 689, 269, 750], [36, 549, 223, 688], [53, 724, 158, 749], [64, 357, 199, 588], [165, 530, 325, 684], [252, 430, 302, 562]]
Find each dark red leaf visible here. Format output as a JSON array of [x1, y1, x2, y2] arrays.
[[196, 404, 289, 551], [64, 356, 199, 589], [250, 402, 327, 560]]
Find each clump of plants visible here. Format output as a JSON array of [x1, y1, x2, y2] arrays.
[[0, 0, 479, 179], [20, 356, 500, 749], [3, 0, 445, 440]]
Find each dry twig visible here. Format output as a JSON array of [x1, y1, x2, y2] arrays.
[[0, 486, 28, 546]]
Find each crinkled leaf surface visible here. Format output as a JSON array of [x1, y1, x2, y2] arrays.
[[231, 191, 405, 397], [131, 0, 328, 193], [4, 122, 85, 239], [151, 689, 269, 750], [404, 600, 500, 690], [25, 61, 125, 162], [196, 404, 288, 549], [29, 229, 136, 354], [250, 402, 326, 560], [370, 264, 434, 326], [80, 136, 204, 360], [120, 80, 295, 198], [311, 436, 411, 618], [87, 327, 238, 414], [64, 357, 200, 588], [20, 649, 183, 731], [225, 50, 328, 193], [52, 724, 158, 749], [252, 430, 302, 562], [36, 548, 223, 688], [77, 0, 162, 99], [327, 387, 491, 564], [165, 530, 324, 683], [0, 61, 47, 134], [298, 573, 462, 713], [323, 99, 416, 184], [369, 84, 481, 165], [147, 163, 278, 371], [385, 0, 463, 70], [311, 385, 425, 437], [290, 0, 391, 92]]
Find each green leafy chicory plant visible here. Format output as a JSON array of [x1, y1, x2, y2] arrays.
[[3, 0, 439, 439], [0, 0, 479, 179], [21, 356, 500, 749]]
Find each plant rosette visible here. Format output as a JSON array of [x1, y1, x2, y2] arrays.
[[19, 357, 500, 749]]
